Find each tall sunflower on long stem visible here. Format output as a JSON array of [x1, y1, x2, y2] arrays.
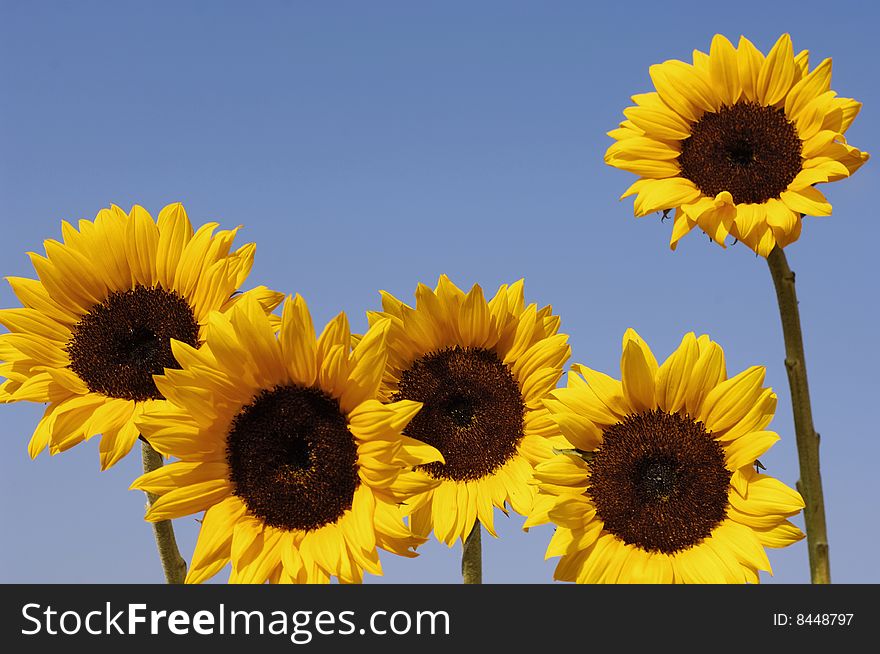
[[604, 33, 869, 583], [366, 276, 570, 583], [0, 203, 282, 583]]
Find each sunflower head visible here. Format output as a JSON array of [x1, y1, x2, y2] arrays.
[[131, 294, 444, 584], [367, 275, 571, 545], [528, 329, 805, 583], [0, 203, 282, 469], [605, 33, 869, 256]]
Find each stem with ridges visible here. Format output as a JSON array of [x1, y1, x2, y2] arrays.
[[141, 439, 188, 584], [766, 246, 830, 584], [461, 521, 482, 584]]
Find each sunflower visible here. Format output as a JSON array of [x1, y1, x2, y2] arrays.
[[528, 329, 805, 583], [0, 203, 282, 470], [366, 276, 570, 546], [605, 33, 869, 256], [130, 294, 444, 584]]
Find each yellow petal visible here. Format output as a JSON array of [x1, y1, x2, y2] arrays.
[[737, 471, 805, 516], [235, 527, 284, 584], [458, 284, 493, 348], [709, 34, 742, 105], [684, 340, 726, 417], [650, 60, 719, 122], [144, 479, 232, 521], [606, 136, 680, 161], [669, 210, 697, 250], [279, 294, 318, 387], [623, 105, 692, 141], [186, 495, 247, 584], [340, 319, 390, 414], [533, 455, 589, 495], [737, 36, 765, 102], [606, 155, 681, 179], [155, 203, 194, 290], [620, 329, 658, 412], [131, 461, 229, 495], [753, 520, 805, 548], [431, 482, 460, 545], [794, 91, 837, 141], [5, 276, 77, 325], [547, 495, 596, 530], [545, 402, 604, 451], [0, 307, 70, 342], [756, 34, 796, 106], [724, 431, 780, 471], [655, 332, 699, 413], [125, 205, 159, 287], [631, 178, 701, 216], [780, 186, 832, 217], [98, 420, 140, 470], [716, 520, 772, 574], [715, 387, 777, 442], [553, 374, 618, 426], [789, 160, 850, 190], [784, 58, 832, 120], [699, 365, 766, 432]]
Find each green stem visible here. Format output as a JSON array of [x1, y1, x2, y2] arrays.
[[141, 439, 188, 584], [461, 521, 482, 584], [766, 246, 830, 584]]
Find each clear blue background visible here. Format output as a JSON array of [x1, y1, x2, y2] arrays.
[[1, 0, 876, 584]]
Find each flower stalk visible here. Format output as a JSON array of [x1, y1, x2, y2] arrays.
[[461, 521, 482, 584], [141, 439, 187, 584], [766, 246, 830, 584]]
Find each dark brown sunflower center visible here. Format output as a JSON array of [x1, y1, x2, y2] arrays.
[[678, 101, 802, 204], [588, 409, 731, 554], [226, 384, 359, 532], [66, 285, 200, 401], [393, 346, 525, 482]]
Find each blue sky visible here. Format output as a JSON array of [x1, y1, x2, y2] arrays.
[[1, 0, 877, 584]]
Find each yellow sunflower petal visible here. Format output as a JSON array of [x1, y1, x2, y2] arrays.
[[654, 332, 699, 413], [623, 105, 692, 141], [784, 57, 832, 120], [708, 34, 742, 105], [631, 178, 701, 216], [715, 388, 777, 442], [186, 495, 247, 584], [698, 365, 766, 432], [155, 203, 193, 289], [125, 205, 160, 287], [144, 479, 232, 522], [753, 520, 805, 548], [98, 411, 142, 471], [684, 339, 726, 416], [780, 186, 832, 216], [650, 60, 719, 122], [620, 331, 657, 412], [131, 461, 229, 495], [756, 34, 796, 106], [279, 294, 318, 387], [235, 527, 284, 584], [724, 431, 780, 471], [737, 36, 765, 102], [340, 318, 390, 414], [736, 471, 805, 516]]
